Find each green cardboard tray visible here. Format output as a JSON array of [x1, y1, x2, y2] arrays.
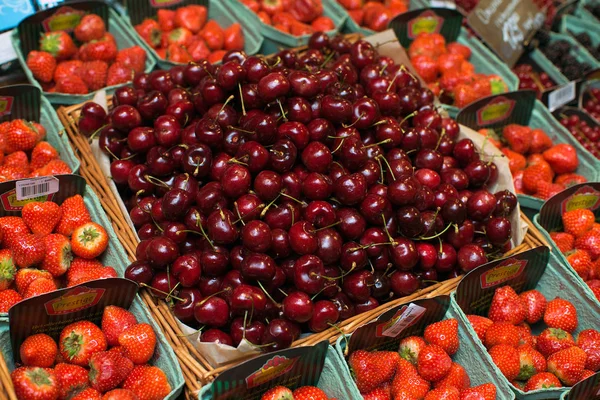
[[198, 345, 362, 400], [0, 296, 184, 399], [452, 247, 600, 399], [559, 15, 600, 60], [40, 94, 80, 174], [13, 4, 155, 105], [226, 0, 347, 55], [125, 0, 263, 70], [575, 0, 600, 25], [340, 0, 428, 36]]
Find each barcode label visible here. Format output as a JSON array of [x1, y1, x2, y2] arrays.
[[548, 81, 576, 112], [430, 0, 456, 9], [382, 303, 427, 337], [16, 177, 59, 200]]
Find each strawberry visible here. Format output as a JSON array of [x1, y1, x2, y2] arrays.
[[27, 51, 56, 83], [261, 386, 293, 400], [390, 358, 430, 400], [459, 383, 496, 400], [207, 50, 227, 64], [576, 329, 600, 371], [167, 27, 193, 46], [575, 231, 600, 261], [362, 386, 391, 400], [398, 335, 426, 364], [0, 249, 15, 291], [11, 367, 59, 400], [417, 344, 452, 382], [102, 306, 138, 347], [6, 119, 39, 153], [529, 128, 553, 153], [489, 344, 520, 381], [0, 216, 30, 247], [66, 258, 102, 282], [187, 38, 211, 62], [200, 20, 225, 51], [75, 14, 106, 42], [24, 277, 57, 298], [566, 249, 592, 280], [55, 363, 89, 400], [102, 389, 140, 400], [524, 372, 562, 391], [522, 164, 553, 194], [517, 323, 535, 347], [68, 265, 117, 287], [544, 298, 578, 333], [503, 124, 532, 154], [550, 232, 575, 253], [89, 351, 134, 392], [502, 147, 526, 173], [424, 318, 459, 355], [517, 344, 547, 381], [488, 286, 526, 325], [135, 19, 161, 48], [20, 333, 57, 368], [71, 222, 108, 259], [3, 149, 29, 168], [42, 234, 72, 277], [15, 268, 52, 294], [22, 201, 62, 235], [547, 346, 586, 385], [121, 365, 172, 400], [536, 181, 565, 200], [224, 23, 245, 51], [536, 328, 575, 357], [157, 9, 175, 31], [115, 46, 146, 74], [56, 195, 92, 237], [11, 234, 45, 268], [0, 289, 22, 312], [59, 320, 107, 366], [118, 323, 156, 365], [35, 159, 72, 176], [467, 315, 493, 341], [433, 362, 470, 390], [80, 35, 118, 63], [543, 144, 578, 175], [174, 5, 207, 33], [519, 289, 547, 324], [581, 369, 595, 380], [555, 173, 587, 187], [71, 387, 102, 400], [54, 61, 83, 84], [39, 31, 77, 60], [484, 322, 520, 348], [424, 386, 459, 400], [32, 122, 46, 141], [80, 61, 108, 92], [31, 142, 60, 170], [0, 165, 28, 182], [166, 44, 191, 63], [348, 350, 399, 393], [292, 386, 328, 400], [106, 63, 134, 86], [56, 75, 89, 94]]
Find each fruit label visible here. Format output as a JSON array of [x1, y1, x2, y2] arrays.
[[0, 96, 14, 117], [547, 81, 576, 112], [15, 176, 60, 201], [210, 341, 328, 398], [476, 96, 515, 126], [42, 6, 84, 32], [407, 11, 444, 39], [149, 0, 186, 8], [378, 303, 427, 338], [561, 185, 600, 214], [389, 8, 463, 47], [0, 188, 54, 212], [466, 0, 545, 66], [479, 258, 527, 289], [538, 183, 600, 232], [8, 278, 138, 363]]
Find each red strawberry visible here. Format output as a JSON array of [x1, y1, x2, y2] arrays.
[[11, 234, 45, 268], [121, 365, 172, 400], [35, 159, 72, 177], [433, 362, 470, 390], [56, 195, 92, 237], [56, 75, 89, 94], [80, 61, 108, 91], [489, 344, 520, 380], [6, 119, 39, 153], [174, 5, 207, 33], [165, 44, 191, 63], [55, 363, 89, 400], [466, 315, 493, 341], [348, 350, 399, 393], [519, 289, 547, 324], [517, 344, 547, 381], [118, 323, 156, 365], [398, 335, 426, 364], [261, 386, 293, 400], [66, 258, 102, 282], [582, 369, 595, 380], [502, 124, 532, 154], [0, 216, 30, 247], [80, 35, 118, 63], [424, 318, 459, 355], [30, 142, 60, 170], [200, 20, 225, 51], [71, 222, 108, 259], [292, 386, 328, 400], [536, 328, 575, 357], [71, 388, 102, 400], [543, 144, 578, 174], [68, 265, 117, 287], [19, 333, 57, 368], [75, 14, 106, 42], [224, 23, 245, 51], [417, 344, 452, 382], [24, 277, 57, 298], [566, 249, 592, 280], [42, 234, 72, 277], [15, 268, 52, 293], [550, 232, 575, 253], [524, 372, 562, 392], [102, 306, 138, 347], [54, 60, 83, 83], [555, 173, 587, 187], [390, 358, 430, 400], [27, 51, 56, 83], [102, 389, 140, 400], [89, 351, 134, 392], [517, 323, 535, 347], [22, 201, 62, 235], [529, 128, 553, 153], [3, 149, 30, 168], [522, 164, 553, 194], [544, 298, 578, 333], [459, 383, 496, 400], [167, 27, 193, 46], [11, 367, 58, 400], [39, 31, 77, 60], [362, 386, 391, 400], [115, 46, 146, 74], [575, 231, 600, 261], [488, 286, 526, 325], [576, 329, 600, 371], [135, 19, 161, 48], [186, 39, 210, 62], [536, 181, 565, 200], [484, 322, 520, 348], [157, 9, 175, 31], [547, 346, 586, 386], [501, 147, 526, 173], [106, 63, 134, 86], [59, 321, 107, 366], [0, 289, 22, 312], [424, 386, 459, 400], [0, 249, 16, 291]]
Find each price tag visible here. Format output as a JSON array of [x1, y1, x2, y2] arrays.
[[547, 81, 576, 112], [0, 31, 17, 65], [16, 176, 59, 201], [430, 0, 456, 9], [381, 303, 426, 337]]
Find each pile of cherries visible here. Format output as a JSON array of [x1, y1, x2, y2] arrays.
[[557, 111, 600, 159], [582, 87, 600, 122], [80, 32, 517, 352], [513, 64, 555, 97]]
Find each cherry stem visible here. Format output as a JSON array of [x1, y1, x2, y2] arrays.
[[377, 155, 395, 181], [278, 288, 288, 297], [435, 128, 446, 151], [257, 280, 281, 307], [343, 112, 365, 129], [260, 193, 281, 218], [387, 73, 398, 92], [140, 283, 184, 302], [399, 111, 418, 127], [233, 201, 246, 226], [376, 157, 385, 184], [196, 289, 227, 307], [194, 211, 216, 251], [144, 175, 170, 189], [363, 139, 392, 149], [381, 214, 395, 243], [332, 138, 346, 154], [88, 123, 108, 141], [313, 220, 341, 232], [276, 99, 288, 122], [227, 157, 249, 166], [418, 222, 454, 241], [104, 146, 120, 161], [320, 50, 336, 68], [238, 84, 247, 116], [280, 192, 306, 206]]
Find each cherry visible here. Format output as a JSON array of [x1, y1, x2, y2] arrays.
[[282, 291, 314, 323], [195, 296, 229, 327], [288, 221, 318, 255], [494, 190, 517, 217], [342, 270, 373, 302], [336, 208, 366, 240], [261, 319, 297, 351], [316, 228, 343, 265], [161, 188, 192, 220], [453, 138, 479, 167], [124, 261, 154, 285], [207, 209, 239, 244], [241, 220, 272, 253], [435, 243, 457, 273], [172, 288, 202, 324], [138, 90, 169, 120], [467, 190, 496, 221], [308, 300, 340, 332], [201, 329, 233, 346], [457, 244, 488, 272], [446, 220, 475, 249], [258, 72, 290, 102], [355, 297, 379, 314], [321, 95, 352, 124], [390, 271, 419, 297], [416, 243, 438, 270], [146, 237, 179, 269], [390, 238, 419, 270], [486, 217, 512, 246], [221, 164, 251, 199], [294, 255, 324, 294], [302, 172, 332, 200], [301, 141, 332, 173], [113, 86, 139, 107], [236, 141, 269, 173], [149, 272, 178, 299]]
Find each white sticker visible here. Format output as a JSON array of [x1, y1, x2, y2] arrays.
[[548, 81, 576, 112], [0, 31, 18, 65], [381, 303, 427, 337], [430, 0, 457, 9], [15, 176, 60, 200]]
